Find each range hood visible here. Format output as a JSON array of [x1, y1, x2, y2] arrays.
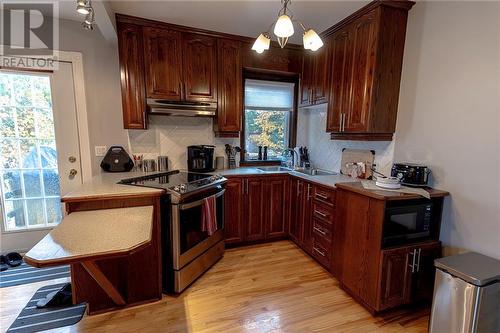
[[147, 99, 216, 117]]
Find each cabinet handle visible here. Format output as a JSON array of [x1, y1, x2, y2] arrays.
[[307, 184, 311, 201], [408, 249, 416, 273], [316, 193, 328, 200], [416, 248, 422, 273], [339, 113, 343, 131], [313, 246, 326, 257], [313, 226, 327, 236], [314, 210, 327, 218], [342, 113, 346, 132]]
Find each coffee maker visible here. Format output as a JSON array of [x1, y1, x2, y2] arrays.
[[187, 145, 215, 172]]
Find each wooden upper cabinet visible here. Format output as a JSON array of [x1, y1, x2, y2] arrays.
[[325, 2, 414, 140], [215, 38, 242, 136], [344, 11, 377, 133], [326, 29, 350, 132], [182, 33, 217, 102], [143, 27, 182, 100], [117, 22, 147, 129], [299, 52, 314, 107], [312, 44, 330, 104]]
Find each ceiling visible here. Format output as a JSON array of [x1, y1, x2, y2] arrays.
[[55, 0, 369, 43]]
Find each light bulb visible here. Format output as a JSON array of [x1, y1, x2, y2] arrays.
[[77, 4, 90, 15], [274, 15, 294, 38], [303, 29, 323, 51], [82, 21, 93, 30], [252, 33, 270, 53]]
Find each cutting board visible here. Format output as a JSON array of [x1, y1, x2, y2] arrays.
[[340, 149, 375, 179]]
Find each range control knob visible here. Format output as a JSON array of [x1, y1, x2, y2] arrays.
[[173, 185, 181, 192], [179, 184, 187, 192]]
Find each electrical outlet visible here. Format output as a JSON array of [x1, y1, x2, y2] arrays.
[[95, 146, 107, 157]]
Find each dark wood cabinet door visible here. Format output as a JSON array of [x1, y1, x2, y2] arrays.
[[245, 177, 266, 241], [224, 178, 244, 244], [302, 182, 313, 253], [379, 246, 412, 310], [312, 45, 330, 105], [182, 33, 217, 102], [265, 176, 289, 240], [216, 38, 242, 135], [143, 27, 182, 100], [289, 178, 303, 244], [413, 242, 441, 303], [117, 22, 147, 129], [299, 52, 314, 107], [326, 29, 350, 132], [344, 12, 377, 133]]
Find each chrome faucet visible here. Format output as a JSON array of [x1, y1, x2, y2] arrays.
[[283, 148, 299, 168]]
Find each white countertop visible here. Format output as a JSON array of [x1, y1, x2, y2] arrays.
[[25, 206, 154, 266], [62, 171, 164, 201], [62, 167, 358, 202]]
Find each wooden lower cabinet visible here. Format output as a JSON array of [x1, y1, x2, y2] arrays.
[[379, 242, 441, 311], [224, 175, 288, 246]]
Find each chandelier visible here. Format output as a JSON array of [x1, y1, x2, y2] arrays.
[[252, 0, 324, 53], [76, 0, 95, 30]]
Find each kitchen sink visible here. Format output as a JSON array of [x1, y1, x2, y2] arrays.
[[256, 166, 293, 172], [293, 168, 337, 176]]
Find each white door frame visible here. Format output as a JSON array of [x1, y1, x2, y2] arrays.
[[0, 51, 92, 248], [0, 49, 92, 182]]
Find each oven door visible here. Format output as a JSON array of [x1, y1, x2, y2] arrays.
[[171, 189, 225, 270], [382, 204, 432, 247]]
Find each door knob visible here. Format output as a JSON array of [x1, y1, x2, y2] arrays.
[[69, 169, 78, 178]]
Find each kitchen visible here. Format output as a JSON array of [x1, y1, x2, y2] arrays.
[[0, 1, 499, 332]]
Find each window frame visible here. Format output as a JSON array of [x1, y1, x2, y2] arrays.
[[240, 69, 299, 164]]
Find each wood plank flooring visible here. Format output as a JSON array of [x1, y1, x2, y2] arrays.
[[0, 241, 430, 332]]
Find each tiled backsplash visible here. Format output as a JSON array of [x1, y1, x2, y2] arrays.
[[297, 105, 395, 175], [128, 108, 395, 175], [128, 116, 239, 170]]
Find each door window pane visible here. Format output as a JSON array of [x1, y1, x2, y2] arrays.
[[0, 71, 62, 231]]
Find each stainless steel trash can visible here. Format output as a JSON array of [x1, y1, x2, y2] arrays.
[[429, 252, 500, 333]]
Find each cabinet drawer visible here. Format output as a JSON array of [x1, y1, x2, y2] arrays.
[[313, 185, 336, 206], [312, 235, 331, 267], [312, 201, 334, 223], [312, 218, 332, 243]]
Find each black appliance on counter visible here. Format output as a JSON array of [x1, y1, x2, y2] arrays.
[[100, 146, 134, 172], [120, 170, 226, 293], [187, 145, 215, 172], [391, 163, 431, 187], [382, 199, 438, 248]]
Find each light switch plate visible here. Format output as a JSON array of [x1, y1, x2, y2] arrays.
[[95, 146, 107, 157]]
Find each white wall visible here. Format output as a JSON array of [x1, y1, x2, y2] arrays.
[[296, 104, 395, 175], [394, 1, 500, 259]]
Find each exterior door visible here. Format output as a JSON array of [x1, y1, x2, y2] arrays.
[[0, 60, 83, 245]]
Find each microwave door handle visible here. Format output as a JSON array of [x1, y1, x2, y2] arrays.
[[178, 189, 225, 210]]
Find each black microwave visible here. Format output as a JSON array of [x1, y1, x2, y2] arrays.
[[382, 201, 434, 247]]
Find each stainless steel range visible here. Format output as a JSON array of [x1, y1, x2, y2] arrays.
[[120, 170, 226, 293]]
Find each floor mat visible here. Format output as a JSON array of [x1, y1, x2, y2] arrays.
[[7, 283, 86, 333], [0, 263, 70, 288]]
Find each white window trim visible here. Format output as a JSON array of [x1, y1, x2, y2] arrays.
[[0, 49, 92, 234]]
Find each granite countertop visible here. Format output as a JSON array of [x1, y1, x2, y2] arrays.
[[62, 171, 164, 202], [216, 167, 358, 188], [25, 206, 154, 267], [62, 167, 358, 202]]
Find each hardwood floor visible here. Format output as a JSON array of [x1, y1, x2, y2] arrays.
[[0, 241, 430, 332]]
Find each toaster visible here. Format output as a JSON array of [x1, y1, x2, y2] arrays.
[[391, 163, 431, 187]]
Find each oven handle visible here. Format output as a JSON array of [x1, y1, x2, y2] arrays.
[[178, 189, 225, 211]]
